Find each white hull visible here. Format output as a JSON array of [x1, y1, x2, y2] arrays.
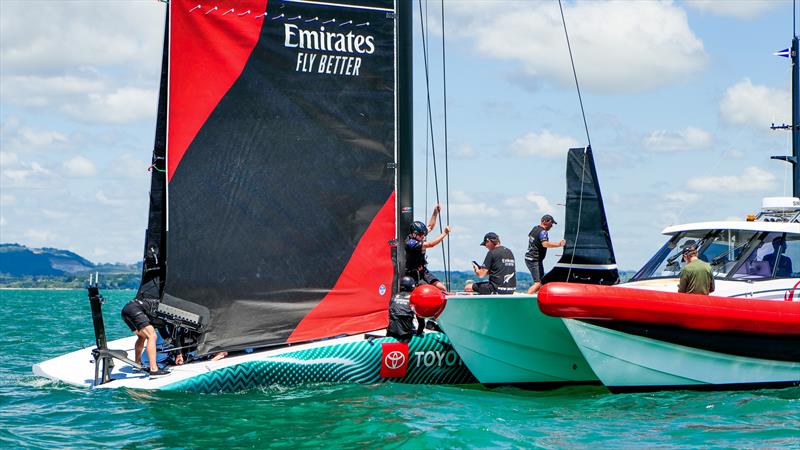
[[564, 320, 800, 392], [32, 330, 476, 392], [437, 294, 598, 385]]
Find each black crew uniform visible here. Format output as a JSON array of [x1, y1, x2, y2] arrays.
[[525, 225, 549, 282], [121, 297, 160, 332], [404, 234, 440, 285], [473, 245, 517, 295]]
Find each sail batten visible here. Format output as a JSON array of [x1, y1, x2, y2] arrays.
[[162, 0, 399, 355]]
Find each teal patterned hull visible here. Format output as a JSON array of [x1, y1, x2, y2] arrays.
[[164, 332, 477, 393]]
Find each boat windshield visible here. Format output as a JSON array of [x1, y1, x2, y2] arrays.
[[632, 230, 760, 280]]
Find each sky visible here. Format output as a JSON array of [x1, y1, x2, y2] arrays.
[[0, 0, 797, 274]]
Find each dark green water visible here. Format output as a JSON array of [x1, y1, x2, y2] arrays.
[[1, 289, 798, 449]]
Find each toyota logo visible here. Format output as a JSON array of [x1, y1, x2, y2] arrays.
[[384, 350, 406, 370]]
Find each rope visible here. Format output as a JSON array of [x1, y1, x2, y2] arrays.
[[424, 0, 430, 216], [440, 0, 452, 290], [417, 0, 449, 283], [558, 0, 591, 283], [558, 0, 591, 148]]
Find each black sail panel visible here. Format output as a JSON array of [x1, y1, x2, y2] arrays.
[[543, 146, 619, 285], [163, 0, 398, 355], [135, 12, 169, 301]]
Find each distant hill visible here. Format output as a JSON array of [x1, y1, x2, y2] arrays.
[[0, 244, 141, 289]]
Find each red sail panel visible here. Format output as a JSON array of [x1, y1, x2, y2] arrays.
[[538, 282, 800, 335], [167, 0, 268, 181], [288, 192, 396, 343]]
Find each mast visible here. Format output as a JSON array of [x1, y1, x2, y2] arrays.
[[793, 35, 799, 197], [397, 0, 413, 245], [773, 34, 800, 197]]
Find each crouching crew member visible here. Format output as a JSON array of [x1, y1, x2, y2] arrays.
[[466, 232, 516, 295], [387, 276, 426, 340], [404, 203, 451, 292], [120, 297, 170, 378]]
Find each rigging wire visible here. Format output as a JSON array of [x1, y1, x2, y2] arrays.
[[558, 0, 591, 283], [424, 0, 430, 217], [417, 0, 449, 282], [440, 0, 452, 290], [558, 0, 591, 149]]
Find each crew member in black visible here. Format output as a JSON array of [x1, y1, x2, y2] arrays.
[[525, 214, 566, 294], [121, 297, 170, 378], [387, 276, 426, 340], [466, 232, 516, 295], [404, 203, 451, 292]]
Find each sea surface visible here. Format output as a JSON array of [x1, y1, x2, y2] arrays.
[[1, 289, 798, 449]]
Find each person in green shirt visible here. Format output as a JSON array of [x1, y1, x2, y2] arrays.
[[678, 243, 715, 295]]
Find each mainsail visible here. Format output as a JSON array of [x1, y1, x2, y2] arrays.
[[156, 0, 404, 355], [135, 12, 169, 303], [543, 146, 619, 285]]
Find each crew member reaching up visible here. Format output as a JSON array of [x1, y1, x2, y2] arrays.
[[404, 203, 451, 292]]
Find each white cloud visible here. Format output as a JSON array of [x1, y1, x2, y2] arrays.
[[449, 190, 501, 218], [62, 156, 96, 177], [1, 160, 52, 185], [446, 0, 706, 93], [1, 194, 15, 207], [720, 78, 790, 127], [24, 229, 58, 246], [62, 87, 158, 124], [111, 153, 150, 179], [503, 192, 557, 220], [684, 0, 779, 19], [0, 75, 104, 108], [454, 144, 478, 159], [663, 191, 701, 204], [643, 127, 713, 152], [0, 2, 165, 75], [686, 166, 776, 193], [95, 190, 125, 207], [1, 118, 70, 153], [510, 130, 579, 158], [0, 151, 18, 168], [41, 209, 69, 219]]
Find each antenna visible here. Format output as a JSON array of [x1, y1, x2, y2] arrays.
[[771, 3, 800, 198]]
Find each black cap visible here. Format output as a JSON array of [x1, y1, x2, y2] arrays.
[[681, 240, 698, 254], [542, 214, 557, 224], [480, 232, 499, 246]]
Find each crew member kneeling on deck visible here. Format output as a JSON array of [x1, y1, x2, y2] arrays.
[[466, 232, 516, 295], [387, 276, 425, 340], [121, 297, 170, 378]]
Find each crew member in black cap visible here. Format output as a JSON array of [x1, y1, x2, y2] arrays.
[[525, 214, 566, 294], [466, 232, 516, 295]]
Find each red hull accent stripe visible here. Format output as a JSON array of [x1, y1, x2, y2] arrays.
[[287, 192, 396, 343], [538, 283, 800, 336], [167, 0, 268, 181]]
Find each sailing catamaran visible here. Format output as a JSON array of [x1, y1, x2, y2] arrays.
[[33, 0, 476, 392]]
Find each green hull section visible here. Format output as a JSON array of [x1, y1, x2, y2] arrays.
[[164, 332, 476, 393], [437, 294, 598, 385]]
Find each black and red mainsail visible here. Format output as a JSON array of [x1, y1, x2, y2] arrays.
[[157, 0, 404, 355]]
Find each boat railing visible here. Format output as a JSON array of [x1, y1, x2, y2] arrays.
[[728, 286, 800, 299]]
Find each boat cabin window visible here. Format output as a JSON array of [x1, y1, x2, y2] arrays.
[[632, 230, 759, 280], [731, 232, 798, 279]]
